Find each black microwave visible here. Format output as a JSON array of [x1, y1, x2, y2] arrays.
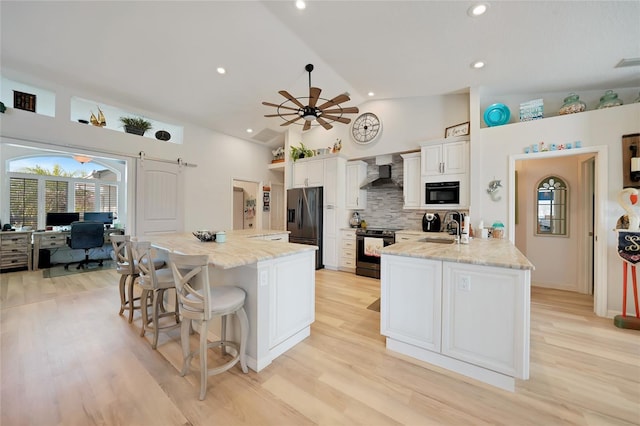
[[425, 181, 460, 204]]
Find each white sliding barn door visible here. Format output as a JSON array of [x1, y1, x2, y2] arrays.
[[135, 159, 184, 236]]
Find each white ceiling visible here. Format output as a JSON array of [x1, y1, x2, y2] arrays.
[[1, 1, 639, 147]]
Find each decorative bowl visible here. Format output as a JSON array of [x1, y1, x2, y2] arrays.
[[483, 103, 511, 127], [193, 230, 216, 242]]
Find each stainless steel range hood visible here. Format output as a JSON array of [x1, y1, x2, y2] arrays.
[[360, 165, 403, 189]]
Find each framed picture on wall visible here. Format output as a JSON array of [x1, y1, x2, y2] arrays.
[[445, 121, 470, 138], [13, 90, 36, 112]]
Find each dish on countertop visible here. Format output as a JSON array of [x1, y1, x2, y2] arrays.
[[483, 103, 511, 127], [193, 230, 217, 242]]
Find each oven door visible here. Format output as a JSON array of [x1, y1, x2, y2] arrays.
[[356, 235, 394, 278]]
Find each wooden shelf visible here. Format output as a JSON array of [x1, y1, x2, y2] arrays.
[[268, 161, 285, 170]]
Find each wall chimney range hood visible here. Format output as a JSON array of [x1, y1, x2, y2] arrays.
[[360, 165, 402, 189]]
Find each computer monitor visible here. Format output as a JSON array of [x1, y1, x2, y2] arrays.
[[83, 212, 114, 225], [45, 212, 80, 227]]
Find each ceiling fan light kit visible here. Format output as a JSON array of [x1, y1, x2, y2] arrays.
[[262, 64, 359, 131]]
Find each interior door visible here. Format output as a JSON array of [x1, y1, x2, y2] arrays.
[[135, 159, 183, 236]]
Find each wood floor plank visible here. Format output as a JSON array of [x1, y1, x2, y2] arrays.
[[1, 267, 639, 425]]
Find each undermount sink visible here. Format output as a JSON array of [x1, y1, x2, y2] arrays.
[[419, 237, 455, 244]]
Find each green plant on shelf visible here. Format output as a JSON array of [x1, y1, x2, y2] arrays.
[[119, 116, 153, 136], [290, 142, 315, 161]]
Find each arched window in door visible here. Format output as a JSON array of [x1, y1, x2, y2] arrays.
[[536, 175, 568, 236]]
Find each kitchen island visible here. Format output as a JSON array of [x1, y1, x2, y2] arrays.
[[380, 237, 534, 391], [143, 230, 315, 372]]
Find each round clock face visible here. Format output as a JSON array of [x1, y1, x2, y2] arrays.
[[351, 112, 381, 144]]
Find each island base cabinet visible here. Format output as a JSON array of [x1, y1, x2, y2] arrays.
[[209, 250, 315, 372], [381, 255, 442, 352], [380, 254, 531, 391], [441, 262, 530, 379], [269, 252, 315, 349]]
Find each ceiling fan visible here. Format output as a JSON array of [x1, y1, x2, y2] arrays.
[[262, 64, 359, 131]]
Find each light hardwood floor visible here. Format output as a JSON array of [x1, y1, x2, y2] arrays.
[[1, 267, 639, 425]]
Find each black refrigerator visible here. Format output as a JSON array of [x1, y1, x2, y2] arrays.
[[287, 187, 323, 270]]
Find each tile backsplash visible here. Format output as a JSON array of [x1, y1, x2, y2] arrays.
[[355, 155, 466, 231]]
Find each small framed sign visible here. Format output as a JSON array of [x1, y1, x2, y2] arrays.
[[13, 90, 36, 112], [445, 121, 470, 138]]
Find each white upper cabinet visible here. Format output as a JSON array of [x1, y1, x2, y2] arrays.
[[401, 152, 421, 209], [421, 138, 469, 176], [345, 160, 367, 210], [293, 158, 325, 188]]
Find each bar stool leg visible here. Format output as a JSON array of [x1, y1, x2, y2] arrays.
[[632, 265, 640, 317]]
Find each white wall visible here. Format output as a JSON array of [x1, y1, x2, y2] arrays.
[[474, 102, 640, 315], [0, 75, 282, 234], [515, 156, 579, 291], [300, 95, 470, 158]]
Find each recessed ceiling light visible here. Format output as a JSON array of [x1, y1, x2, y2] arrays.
[[246, 128, 253, 133], [216, 67, 226, 74], [468, 3, 489, 17], [471, 61, 485, 69], [296, 1, 306, 10], [368, 92, 375, 97]]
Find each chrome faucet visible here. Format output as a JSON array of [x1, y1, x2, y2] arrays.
[[444, 211, 463, 244]]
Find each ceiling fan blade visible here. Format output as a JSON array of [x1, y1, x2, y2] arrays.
[[316, 117, 334, 130], [308, 87, 321, 108], [303, 121, 311, 131], [280, 115, 303, 126], [262, 101, 300, 112], [321, 107, 359, 114], [264, 113, 299, 118], [321, 114, 351, 124], [317, 94, 350, 110], [279, 90, 305, 109]]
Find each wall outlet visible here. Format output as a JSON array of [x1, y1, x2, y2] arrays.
[[459, 275, 471, 292]]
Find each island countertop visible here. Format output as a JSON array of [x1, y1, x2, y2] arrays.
[[142, 231, 315, 270], [381, 237, 534, 271]]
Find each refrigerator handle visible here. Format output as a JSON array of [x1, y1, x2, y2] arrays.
[[298, 197, 302, 229]]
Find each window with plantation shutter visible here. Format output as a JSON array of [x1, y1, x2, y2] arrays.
[[74, 182, 95, 213], [9, 177, 38, 228], [45, 180, 68, 213], [100, 184, 118, 215]]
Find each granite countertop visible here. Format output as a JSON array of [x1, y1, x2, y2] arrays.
[[143, 231, 314, 270], [381, 237, 535, 271], [225, 229, 290, 238], [396, 230, 454, 238]]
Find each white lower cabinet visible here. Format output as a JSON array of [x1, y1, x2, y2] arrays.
[[441, 261, 529, 377], [381, 256, 442, 352], [339, 229, 356, 272], [268, 252, 315, 349], [381, 254, 530, 389]]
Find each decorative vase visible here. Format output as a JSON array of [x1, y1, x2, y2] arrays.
[[597, 90, 623, 109], [558, 93, 586, 115]]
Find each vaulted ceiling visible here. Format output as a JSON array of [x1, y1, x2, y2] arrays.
[[2, 1, 639, 146]]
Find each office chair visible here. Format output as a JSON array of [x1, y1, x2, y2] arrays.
[[64, 221, 105, 270]]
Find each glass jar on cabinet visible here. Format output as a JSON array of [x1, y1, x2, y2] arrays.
[[596, 90, 623, 109], [558, 92, 586, 115]]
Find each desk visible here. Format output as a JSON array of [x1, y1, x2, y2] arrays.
[[144, 230, 315, 372], [0, 231, 33, 272], [32, 229, 124, 271]]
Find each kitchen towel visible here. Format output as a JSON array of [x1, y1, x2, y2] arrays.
[[364, 237, 384, 257]]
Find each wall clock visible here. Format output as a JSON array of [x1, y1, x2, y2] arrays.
[[351, 112, 382, 144]]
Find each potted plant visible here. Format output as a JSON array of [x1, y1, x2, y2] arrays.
[[289, 142, 314, 161], [120, 116, 152, 136]]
